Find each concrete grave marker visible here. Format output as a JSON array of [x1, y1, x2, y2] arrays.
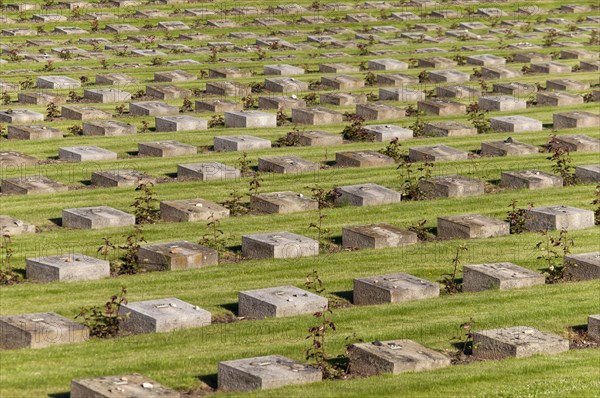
[[478, 96, 526, 112], [129, 101, 179, 116], [83, 89, 131, 103], [61, 106, 112, 121], [264, 77, 309, 93], [525, 206, 595, 231], [553, 112, 599, 130], [0, 215, 35, 235], [419, 175, 484, 198], [537, 92, 583, 107], [409, 145, 468, 162], [490, 116, 543, 133], [257, 156, 319, 174], [336, 151, 395, 168], [343, 224, 417, 250], [473, 327, 569, 359], [437, 214, 510, 239], [238, 285, 327, 319], [564, 252, 600, 281], [137, 241, 218, 271], [296, 131, 342, 146], [463, 262, 545, 292], [575, 165, 600, 183], [251, 192, 318, 214], [363, 124, 413, 142], [0, 109, 44, 124], [155, 116, 208, 132], [428, 70, 470, 83], [160, 199, 229, 223], [177, 162, 240, 181], [119, 298, 210, 334], [146, 85, 192, 100], [195, 99, 242, 113], [58, 146, 117, 162], [138, 141, 196, 158], [224, 111, 277, 128], [82, 120, 135, 136], [501, 170, 563, 190], [418, 99, 466, 116], [62, 206, 135, 229], [258, 96, 306, 110], [7, 125, 62, 140], [356, 103, 404, 120], [26, 254, 110, 282], [213, 136, 271, 152], [36, 76, 80, 89], [552, 135, 600, 152], [242, 232, 319, 259], [91, 170, 154, 188], [423, 121, 477, 137], [292, 107, 343, 125], [336, 183, 401, 207], [379, 88, 425, 102], [206, 81, 251, 97], [1, 176, 67, 195]]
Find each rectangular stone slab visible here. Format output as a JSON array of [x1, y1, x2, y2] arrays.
[[251, 192, 318, 214], [242, 231, 319, 259], [553, 135, 600, 152], [82, 121, 136, 136], [501, 170, 563, 190], [490, 116, 543, 133], [213, 136, 272, 152], [71, 374, 180, 398], [292, 108, 343, 125], [463, 262, 545, 292], [336, 183, 401, 207], [58, 146, 117, 162], [218, 355, 322, 392], [26, 254, 110, 282], [160, 198, 229, 222], [119, 298, 211, 334], [563, 252, 600, 281], [0, 215, 35, 235], [296, 131, 343, 146], [553, 112, 600, 129], [335, 151, 395, 168], [408, 145, 468, 162], [7, 125, 62, 140], [353, 273, 438, 305], [0, 312, 89, 350], [589, 315, 600, 341], [525, 206, 595, 231], [238, 285, 328, 319], [1, 176, 68, 195], [62, 206, 135, 229], [363, 125, 413, 142], [342, 224, 417, 250], [419, 175, 484, 198], [138, 141, 197, 158], [437, 214, 510, 239], [258, 156, 319, 174], [348, 339, 450, 376], [480, 139, 539, 157], [224, 111, 277, 128], [423, 121, 477, 137], [575, 165, 600, 183], [137, 241, 218, 271], [473, 326, 569, 359], [177, 162, 240, 181], [91, 170, 154, 188], [195, 99, 242, 113]]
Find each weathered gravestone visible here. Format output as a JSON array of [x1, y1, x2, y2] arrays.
[[160, 198, 229, 223], [419, 175, 485, 198], [251, 192, 318, 214], [26, 254, 110, 282], [473, 327, 569, 359], [58, 146, 117, 162], [138, 141, 197, 158], [437, 214, 510, 239], [342, 224, 417, 250], [7, 125, 62, 140], [242, 232, 319, 259], [82, 120, 136, 136], [525, 206, 595, 231], [177, 162, 240, 181], [137, 241, 218, 271], [0, 215, 35, 235], [336, 183, 401, 207], [563, 252, 600, 281], [1, 176, 68, 195], [238, 285, 328, 319], [91, 170, 154, 188], [119, 298, 211, 334], [463, 263, 545, 292], [62, 206, 135, 229]]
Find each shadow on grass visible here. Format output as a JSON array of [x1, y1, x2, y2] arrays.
[[220, 302, 238, 316], [331, 290, 353, 304], [126, 150, 139, 157], [165, 172, 178, 179], [49, 217, 62, 227], [48, 392, 69, 398], [198, 373, 218, 390], [570, 323, 588, 333]]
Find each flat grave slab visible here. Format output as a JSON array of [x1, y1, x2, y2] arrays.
[[525, 205, 595, 231], [7, 125, 62, 140], [368, 59, 408, 71], [258, 96, 306, 110], [342, 224, 417, 250], [463, 262, 545, 292], [137, 241, 218, 271], [490, 116, 543, 133], [218, 355, 321, 392], [589, 315, 600, 341], [152, 70, 197, 84], [71, 374, 180, 398], [356, 103, 404, 121], [379, 88, 425, 102], [0, 215, 35, 236], [82, 120, 136, 136], [178, 162, 241, 181], [214, 136, 271, 152], [553, 112, 600, 130], [26, 254, 110, 283], [320, 92, 367, 106], [137, 140, 196, 158], [206, 81, 251, 97], [264, 64, 305, 75], [62, 206, 135, 229], [435, 85, 480, 100], [36, 75, 80, 89], [536, 92, 583, 107], [546, 79, 590, 91], [418, 57, 457, 68], [466, 54, 506, 66], [429, 70, 470, 83], [336, 151, 395, 168], [319, 63, 359, 74], [292, 107, 343, 125], [438, 214, 510, 239], [363, 124, 413, 142], [553, 135, 600, 152], [0, 312, 88, 350], [492, 82, 537, 96], [408, 145, 468, 162], [531, 62, 572, 74], [238, 285, 328, 319], [336, 183, 401, 207], [348, 339, 450, 376], [195, 99, 242, 113], [501, 170, 563, 190], [18, 92, 65, 106], [480, 66, 522, 80], [1, 176, 68, 195], [61, 106, 112, 121], [155, 116, 208, 132], [0, 109, 44, 124], [58, 146, 117, 162], [129, 101, 179, 116], [160, 198, 229, 223], [95, 73, 137, 86], [423, 121, 477, 137], [264, 77, 308, 93], [473, 326, 569, 359], [480, 138, 539, 157], [224, 111, 277, 128], [297, 131, 342, 146], [119, 298, 210, 334], [321, 75, 365, 90], [478, 96, 526, 112], [83, 88, 131, 103], [564, 252, 600, 281], [146, 85, 192, 100], [575, 165, 600, 183], [418, 100, 466, 116], [419, 175, 485, 198], [91, 170, 154, 188], [251, 192, 318, 214], [242, 232, 319, 260], [0, 151, 38, 168]]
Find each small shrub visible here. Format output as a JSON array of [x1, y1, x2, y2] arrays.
[[140, 121, 150, 134], [236, 152, 252, 176], [113, 226, 146, 275], [418, 70, 430, 83], [543, 29, 559, 47], [208, 115, 224, 129], [305, 270, 325, 293], [0, 231, 22, 285], [276, 130, 302, 147], [67, 90, 83, 103], [547, 134, 577, 186], [407, 219, 435, 242], [220, 188, 248, 216], [452, 318, 476, 355], [150, 57, 166, 66], [364, 71, 377, 86], [179, 97, 193, 113], [378, 138, 405, 163], [114, 104, 126, 117], [131, 182, 159, 225], [241, 94, 257, 110], [76, 287, 129, 338], [250, 82, 265, 93], [398, 160, 433, 200], [97, 236, 116, 261], [506, 199, 534, 234], [341, 113, 371, 141], [46, 102, 60, 121], [441, 244, 468, 294], [536, 229, 576, 283], [42, 60, 55, 72], [593, 185, 600, 225], [466, 102, 492, 134], [303, 92, 319, 106], [67, 124, 83, 136], [1, 92, 11, 105], [198, 215, 230, 257], [276, 109, 289, 126], [305, 307, 344, 379]]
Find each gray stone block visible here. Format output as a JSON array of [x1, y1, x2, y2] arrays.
[[26, 254, 110, 282], [492, 82, 537, 96], [363, 125, 413, 142], [292, 107, 343, 125], [129, 101, 179, 116], [0, 312, 88, 350], [224, 111, 277, 128], [423, 121, 476, 137], [320, 92, 367, 106], [356, 103, 404, 120], [478, 96, 526, 112], [58, 146, 117, 162], [419, 175, 484, 198], [368, 59, 408, 71], [501, 170, 563, 190], [418, 57, 457, 68], [36, 76, 80, 89], [336, 151, 395, 168], [177, 162, 240, 181], [480, 66, 522, 80], [530, 62, 571, 74], [0, 109, 44, 123], [160, 199, 229, 223], [463, 262, 545, 292], [61, 106, 112, 121], [490, 116, 543, 133], [7, 125, 62, 140], [206, 81, 251, 97], [18, 92, 65, 106], [437, 214, 510, 239], [553, 135, 600, 152], [348, 340, 450, 376], [409, 145, 468, 162], [264, 77, 308, 93], [242, 232, 319, 259], [251, 192, 318, 214], [138, 141, 196, 158], [575, 165, 600, 183], [258, 96, 306, 110], [91, 170, 154, 188], [62, 206, 135, 229], [473, 327, 569, 359], [564, 252, 600, 281], [119, 298, 211, 334], [264, 64, 305, 76], [1, 176, 68, 195], [546, 79, 589, 91], [553, 112, 600, 130], [71, 374, 179, 398], [95, 73, 137, 86], [429, 70, 470, 83], [319, 63, 359, 73], [238, 285, 328, 319], [336, 183, 401, 207], [0, 151, 38, 168], [154, 70, 196, 83], [375, 73, 418, 86], [297, 131, 342, 146], [82, 120, 136, 136], [0, 215, 35, 236], [536, 92, 583, 107], [526, 205, 595, 231], [418, 100, 466, 116], [137, 241, 218, 271], [435, 85, 480, 100], [466, 54, 506, 66], [588, 315, 600, 341], [146, 85, 192, 100], [218, 355, 322, 392], [480, 139, 539, 157], [83, 88, 131, 103], [379, 88, 424, 102], [342, 224, 417, 250], [213, 136, 271, 152], [155, 116, 207, 132]]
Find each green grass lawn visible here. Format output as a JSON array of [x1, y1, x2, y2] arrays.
[[1, 0, 600, 396]]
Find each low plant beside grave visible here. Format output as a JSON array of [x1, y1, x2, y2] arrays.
[[76, 286, 129, 339]]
